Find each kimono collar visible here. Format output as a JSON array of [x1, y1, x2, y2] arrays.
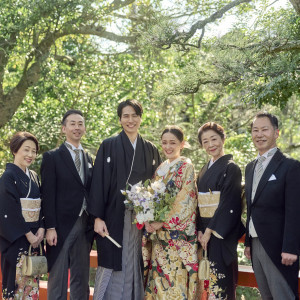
[[6, 163, 30, 180], [157, 156, 183, 177]]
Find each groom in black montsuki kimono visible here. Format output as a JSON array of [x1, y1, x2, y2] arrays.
[[88, 99, 161, 300]]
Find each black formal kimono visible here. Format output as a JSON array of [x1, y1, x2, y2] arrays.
[[245, 150, 300, 299], [88, 130, 161, 270], [0, 163, 44, 299], [197, 154, 244, 299]]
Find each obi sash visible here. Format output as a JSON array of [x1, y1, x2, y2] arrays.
[[20, 197, 41, 222], [198, 191, 220, 218]]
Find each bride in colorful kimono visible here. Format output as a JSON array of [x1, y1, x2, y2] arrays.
[[143, 125, 199, 300], [197, 122, 244, 299], [0, 132, 45, 299]]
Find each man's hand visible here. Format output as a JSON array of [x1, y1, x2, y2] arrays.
[[281, 252, 297, 266], [244, 246, 251, 260], [35, 228, 45, 245], [25, 231, 39, 248], [46, 228, 58, 246], [94, 218, 109, 238]]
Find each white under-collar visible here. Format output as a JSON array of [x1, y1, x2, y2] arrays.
[[157, 157, 182, 176], [131, 137, 137, 149]]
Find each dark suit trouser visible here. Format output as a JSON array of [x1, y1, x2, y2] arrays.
[[47, 212, 90, 300], [252, 237, 295, 300]]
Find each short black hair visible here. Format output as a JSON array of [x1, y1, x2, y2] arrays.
[[161, 125, 184, 143], [10, 132, 39, 156], [62, 109, 84, 125], [198, 122, 226, 146], [117, 99, 143, 119], [251, 112, 279, 129]]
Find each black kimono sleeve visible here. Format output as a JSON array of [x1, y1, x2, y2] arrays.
[[0, 173, 31, 245], [208, 162, 242, 239]]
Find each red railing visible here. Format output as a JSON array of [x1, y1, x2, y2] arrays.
[[1, 247, 299, 299]]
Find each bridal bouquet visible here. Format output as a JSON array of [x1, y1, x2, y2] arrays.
[[121, 178, 177, 229]]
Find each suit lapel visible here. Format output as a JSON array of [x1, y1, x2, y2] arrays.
[[246, 160, 256, 207], [59, 144, 83, 185], [252, 150, 284, 206]]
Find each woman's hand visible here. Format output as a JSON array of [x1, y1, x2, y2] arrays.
[[25, 231, 39, 249], [145, 221, 163, 233], [200, 228, 212, 251], [150, 222, 164, 231], [35, 228, 45, 245], [145, 221, 154, 233], [197, 231, 203, 243]]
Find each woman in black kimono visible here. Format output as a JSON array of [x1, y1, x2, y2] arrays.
[[0, 132, 44, 299], [197, 122, 244, 299]]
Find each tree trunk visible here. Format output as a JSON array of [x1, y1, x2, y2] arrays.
[[289, 0, 300, 15]]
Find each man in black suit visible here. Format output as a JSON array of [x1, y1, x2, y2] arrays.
[[244, 112, 300, 299], [41, 110, 93, 300]]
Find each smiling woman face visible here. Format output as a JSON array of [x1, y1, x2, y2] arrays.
[[201, 129, 225, 161], [14, 140, 37, 172], [161, 132, 184, 162]]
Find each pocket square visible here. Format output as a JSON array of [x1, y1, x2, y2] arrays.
[[268, 174, 276, 181]]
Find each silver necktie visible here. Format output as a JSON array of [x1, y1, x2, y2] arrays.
[[251, 155, 267, 200], [73, 149, 81, 173]]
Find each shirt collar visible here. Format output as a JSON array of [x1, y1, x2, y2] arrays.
[[256, 147, 277, 159], [65, 141, 83, 151]]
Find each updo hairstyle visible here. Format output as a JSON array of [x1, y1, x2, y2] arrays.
[[197, 122, 226, 147]]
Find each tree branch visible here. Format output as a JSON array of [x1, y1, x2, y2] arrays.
[[61, 24, 136, 44], [183, 0, 253, 42], [104, 0, 136, 14]]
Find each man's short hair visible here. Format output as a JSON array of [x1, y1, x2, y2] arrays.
[[117, 99, 143, 119], [62, 109, 84, 126], [251, 112, 279, 130]]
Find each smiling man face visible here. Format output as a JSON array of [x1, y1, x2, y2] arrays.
[[62, 113, 86, 147], [119, 105, 142, 141], [251, 116, 279, 155]]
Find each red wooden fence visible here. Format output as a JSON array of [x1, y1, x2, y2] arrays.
[[1, 250, 299, 299]]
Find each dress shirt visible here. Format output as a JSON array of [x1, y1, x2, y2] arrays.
[[249, 147, 277, 238]]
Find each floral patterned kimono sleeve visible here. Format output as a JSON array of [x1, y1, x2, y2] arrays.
[[163, 163, 197, 232]]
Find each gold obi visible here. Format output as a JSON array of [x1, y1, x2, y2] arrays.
[[198, 191, 220, 218], [20, 198, 41, 222]]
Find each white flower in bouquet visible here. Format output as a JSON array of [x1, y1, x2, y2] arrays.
[[130, 181, 143, 194], [142, 190, 152, 201], [151, 179, 166, 194]]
